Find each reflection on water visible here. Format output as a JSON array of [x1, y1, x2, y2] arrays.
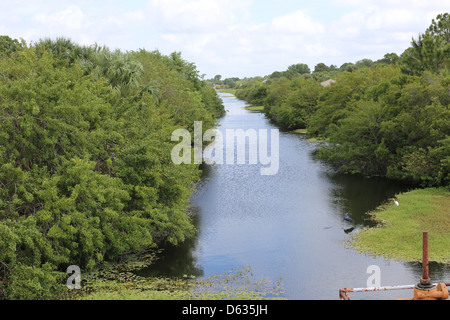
[[136, 93, 449, 300], [134, 211, 204, 279], [325, 172, 414, 228]]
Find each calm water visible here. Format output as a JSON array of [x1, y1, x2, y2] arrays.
[[137, 93, 449, 300]]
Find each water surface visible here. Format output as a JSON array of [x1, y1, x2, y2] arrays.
[[137, 93, 449, 300]]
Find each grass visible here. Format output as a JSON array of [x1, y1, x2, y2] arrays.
[[347, 187, 450, 264], [291, 129, 329, 143], [245, 106, 265, 112]]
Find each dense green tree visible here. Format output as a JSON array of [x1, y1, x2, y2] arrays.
[[79, 47, 144, 97], [376, 53, 400, 65], [286, 63, 311, 77], [0, 38, 224, 300], [401, 32, 449, 75], [355, 59, 374, 68], [400, 13, 450, 75], [427, 13, 450, 43], [223, 77, 239, 88], [339, 62, 357, 72], [266, 78, 323, 130], [0, 36, 26, 58], [264, 77, 291, 108], [314, 63, 330, 73], [234, 13, 449, 187], [312, 66, 449, 186]]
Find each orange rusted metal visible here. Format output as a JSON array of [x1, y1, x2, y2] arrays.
[[409, 231, 449, 300], [339, 231, 449, 301], [339, 283, 450, 300], [413, 283, 449, 300], [339, 289, 350, 300], [421, 231, 430, 286]]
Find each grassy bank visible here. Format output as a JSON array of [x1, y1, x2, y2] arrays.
[[292, 128, 328, 143], [245, 105, 265, 111], [348, 188, 450, 264]]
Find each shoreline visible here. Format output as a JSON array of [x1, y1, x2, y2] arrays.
[[347, 187, 450, 265]]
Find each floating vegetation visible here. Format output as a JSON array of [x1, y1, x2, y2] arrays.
[[190, 266, 286, 300], [59, 257, 285, 300]]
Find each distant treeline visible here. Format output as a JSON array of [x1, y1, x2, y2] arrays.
[[228, 13, 450, 187], [0, 36, 224, 299]]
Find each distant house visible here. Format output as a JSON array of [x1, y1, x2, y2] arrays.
[[321, 79, 336, 87]]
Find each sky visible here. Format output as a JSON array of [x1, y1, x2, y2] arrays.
[[0, 0, 448, 78]]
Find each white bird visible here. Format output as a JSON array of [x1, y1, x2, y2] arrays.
[[394, 199, 399, 206]]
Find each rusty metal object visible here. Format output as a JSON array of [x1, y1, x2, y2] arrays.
[[339, 231, 449, 300], [342, 285, 416, 294], [339, 285, 413, 300], [339, 283, 449, 301], [411, 231, 449, 300], [419, 231, 431, 288], [339, 289, 350, 300], [413, 283, 449, 300]]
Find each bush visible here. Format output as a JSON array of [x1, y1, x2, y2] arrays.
[[0, 40, 223, 299]]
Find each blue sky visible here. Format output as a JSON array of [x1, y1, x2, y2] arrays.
[[0, 0, 448, 78]]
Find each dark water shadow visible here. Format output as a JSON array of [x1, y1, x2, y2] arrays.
[[323, 171, 414, 227], [134, 208, 204, 279]]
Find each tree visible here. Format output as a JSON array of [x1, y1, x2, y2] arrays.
[[223, 78, 237, 88], [314, 63, 330, 73], [427, 13, 450, 43], [400, 13, 450, 75], [0, 39, 225, 299], [0, 36, 26, 57], [355, 59, 374, 68], [340, 62, 357, 72], [33, 37, 86, 67], [286, 63, 311, 76], [401, 31, 449, 75], [270, 71, 283, 79], [377, 53, 400, 65], [79, 47, 144, 96]]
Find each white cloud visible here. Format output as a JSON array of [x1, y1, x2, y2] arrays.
[[146, 0, 253, 33], [272, 10, 325, 35], [0, 0, 448, 78], [151, 6, 329, 77], [33, 5, 87, 31], [320, 0, 448, 67]]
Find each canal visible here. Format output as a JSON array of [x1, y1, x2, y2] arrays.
[[137, 92, 450, 300]]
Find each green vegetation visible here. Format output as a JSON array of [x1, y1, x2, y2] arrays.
[[228, 13, 450, 188], [245, 106, 265, 112], [0, 36, 225, 300], [221, 13, 449, 264], [216, 88, 237, 95], [0, 13, 448, 300], [60, 259, 285, 300], [348, 188, 450, 264]]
